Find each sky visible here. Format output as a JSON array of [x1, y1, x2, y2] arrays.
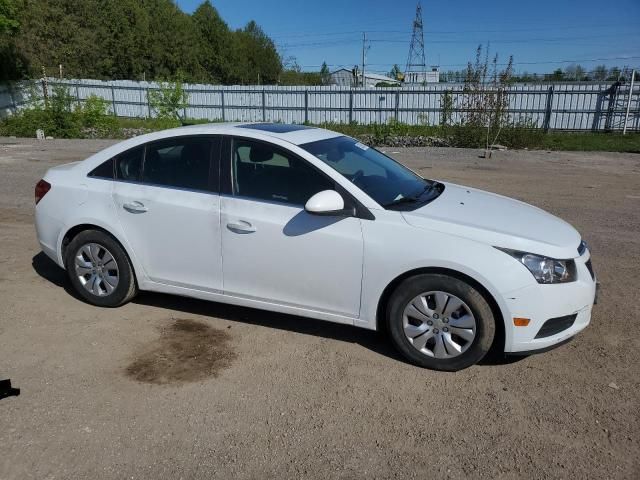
[[176, 0, 640, 75]]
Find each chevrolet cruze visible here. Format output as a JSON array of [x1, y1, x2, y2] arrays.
[[34, 123, 597, 371]]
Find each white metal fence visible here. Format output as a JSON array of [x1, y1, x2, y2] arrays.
[[1, 78, 639, 132]]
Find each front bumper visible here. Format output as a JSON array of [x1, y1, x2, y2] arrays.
[[502, 249, 597, 353]]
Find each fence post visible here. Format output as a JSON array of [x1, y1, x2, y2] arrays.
[[543, 85, 554, 132], [604, 82, 619, 132], [139, 86, 144, 118], [183, 86, 188, 121], [395, 89, 400, 121], [110, 85, 117, 117], [623, 69, 636, 135], [8, 84, 17, 113], [41, 77, 49, 108], [74, 83, 81, 110], [262, 88, 266, 122], [304, 89, 309, 124], [220, 90, 225, 122], [146, 87, 151, 118], [349, 89, 354, 123]]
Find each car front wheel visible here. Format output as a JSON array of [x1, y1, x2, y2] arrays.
[[64, 230, 138, 307], [386, 273, 495, 371]]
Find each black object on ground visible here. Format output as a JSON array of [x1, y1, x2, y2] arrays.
[[0, 379, 20, 400]]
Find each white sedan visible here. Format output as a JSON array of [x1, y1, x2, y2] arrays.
[[34, 123, 597, 371]]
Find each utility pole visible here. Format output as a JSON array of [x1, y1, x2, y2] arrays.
[[361, 32, 367, 88]]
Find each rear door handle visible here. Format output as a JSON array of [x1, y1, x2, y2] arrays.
[[123, 201, 148, 213], [226, 220, 256, 234]]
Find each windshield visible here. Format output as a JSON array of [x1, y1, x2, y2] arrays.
[[300, 136, 441, 209]]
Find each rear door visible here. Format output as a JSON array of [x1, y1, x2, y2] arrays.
[[112, 136, 223, 292], [220, 137, 364, 318]]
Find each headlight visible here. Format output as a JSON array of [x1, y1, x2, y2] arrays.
[[495, 248, 577, 284]]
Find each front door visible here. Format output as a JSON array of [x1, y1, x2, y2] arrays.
[[220, 137, 364, 318], [112, 136, 223, 292]]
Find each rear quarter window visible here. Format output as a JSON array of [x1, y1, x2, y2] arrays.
[[115, 146, 144, 181], [88, 158, 114, 179]]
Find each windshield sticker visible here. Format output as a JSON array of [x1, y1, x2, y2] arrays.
[[354, 142, 369, 151]]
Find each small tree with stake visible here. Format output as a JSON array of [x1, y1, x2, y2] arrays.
[[461, 44, 513, 158], [148, 74, 189, 122]]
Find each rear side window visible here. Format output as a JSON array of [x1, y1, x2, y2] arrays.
[[88, 158, 114, 179], [142, 138, 212, 191], [116, 146, 144, 181]]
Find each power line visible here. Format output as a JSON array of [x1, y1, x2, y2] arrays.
[[270, 22, 637, 39], [280, 32, 640, 49], [299, 55, 640, 69]]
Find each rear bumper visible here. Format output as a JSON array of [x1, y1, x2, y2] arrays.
[[35, 207, 65, 267], [502, 251, 597, 353]]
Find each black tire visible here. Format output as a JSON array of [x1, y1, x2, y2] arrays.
[[386, 273, 495, 371], [64, 229, 138, 307]]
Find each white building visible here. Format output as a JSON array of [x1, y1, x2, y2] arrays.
[[404, 69, 440, 84], [330, 69, 400, 88]]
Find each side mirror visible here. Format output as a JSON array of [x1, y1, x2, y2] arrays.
[[305, 190, 352, 216]]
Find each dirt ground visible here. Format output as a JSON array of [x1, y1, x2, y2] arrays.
[[1, 137, 639, 479]]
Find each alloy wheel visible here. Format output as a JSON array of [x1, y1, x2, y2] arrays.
[[74, 243, 119, 296], [402, 290, 477, 359]]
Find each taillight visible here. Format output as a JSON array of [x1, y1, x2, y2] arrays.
[[35, 179, 51, 205]]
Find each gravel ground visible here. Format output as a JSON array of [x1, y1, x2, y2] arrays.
[[1, 137, 639, 479]]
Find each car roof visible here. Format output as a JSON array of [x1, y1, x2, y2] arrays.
[[174, 122, 343, 146]]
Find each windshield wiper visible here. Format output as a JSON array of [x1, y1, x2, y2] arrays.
[[383, 195, 421, 208], [383, 182, 434, 208]]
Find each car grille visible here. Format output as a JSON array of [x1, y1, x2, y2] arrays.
[[585, 259, 595, 280], [535, 314, 578, 339]]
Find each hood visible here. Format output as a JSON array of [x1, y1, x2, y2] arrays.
[[402, 182, 581, 259]]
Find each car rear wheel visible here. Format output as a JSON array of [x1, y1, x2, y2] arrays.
[[64, 230, 137, 307], [386, 273, 495, 371]]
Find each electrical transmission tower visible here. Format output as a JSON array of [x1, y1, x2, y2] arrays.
[[405, 2, 426, 79]]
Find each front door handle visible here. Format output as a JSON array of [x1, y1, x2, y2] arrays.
[[123, 201, 148, 213], [227, 220, 256, 234]]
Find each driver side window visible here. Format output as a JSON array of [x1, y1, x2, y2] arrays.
[[232, 138, 334, 206]]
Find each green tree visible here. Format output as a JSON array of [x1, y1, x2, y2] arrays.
[[148, 75, 189, 121], [0, 0, 19, 34], [388, 64, 402, 80], [592, 65, 608, 81], [193, 0, 232, 83], [238, 20, 281, 84], [320, 61, 330, 84], [565, 64, 586, 81], [0, 0, 281, 83], [548, 68, 564, 82], [607, 67, 621, 81]]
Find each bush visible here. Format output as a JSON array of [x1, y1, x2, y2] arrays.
[[0, 106, 55, 137], [446, 122, 544, 149], [371, 118, 411, 143], [0, 87, 120, 138], [79, 95, 118, 136], [499, 123, 544, 149]]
